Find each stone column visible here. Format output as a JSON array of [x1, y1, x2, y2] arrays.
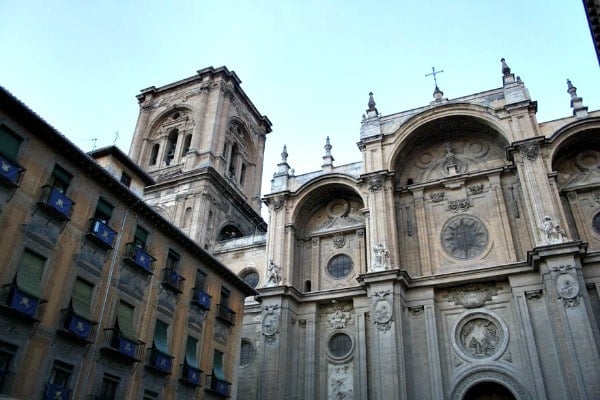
[[412, 188, 431, 275]]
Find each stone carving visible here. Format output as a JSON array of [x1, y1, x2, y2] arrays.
[[333, 233, 345, 248], [519, 143, 540, 161], [444, 283, 498, 308], [441, 215, 489, 260], [539, 216, 567, 244], [327, 304, 350, 329], [272, 197, 285, 211], [553, 265, 580, 307], [447, 198, 473, 213], [454, 313, 506, 361], [525, 290, 543, 300], [261, 304, 280, 344], [430, 192, 445, 203], [264, 260, 281, 287], [312, 200, 364, 234], [405, 207, 414, 236], [368, 175, 383, 192], [468, 184, 484, 195], [408, 305, 424, 316], [593, 190, 600, 204], [371, 289, 393, 331], [328, 364, 353, 400], [451, 370, 530, 400], [370, 243, 390, 272], [509, 185, 520, 218]]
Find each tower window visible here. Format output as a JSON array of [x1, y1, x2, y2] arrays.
[[149, 144, 159, 166], [164, 129, 179, 165], [182, 134, 192, 156]]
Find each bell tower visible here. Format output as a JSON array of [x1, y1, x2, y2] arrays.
[[128, 66, 271, 249]]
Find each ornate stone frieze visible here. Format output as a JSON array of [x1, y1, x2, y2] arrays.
[[519, 143, 540, 161], [327, 304, 351, 329], [333, 233, 345, 248], [371, 289, 393, 331], [430, 191, 445, 203], [552, 264, 580, 307], [447, 198, 473, 213], [264, 260, 281, 287], [468, 184, 484, 195], [370, 243, 390, 272], [261, 304, 280, 344], [328, 363, 354, 400], [443, 283, 498, 309], [368, 175, 383, 192], [538, 215, 567, 244], [441, 215, 489, 260]]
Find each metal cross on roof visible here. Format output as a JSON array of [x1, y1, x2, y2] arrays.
[[425, 66, 444, 88]]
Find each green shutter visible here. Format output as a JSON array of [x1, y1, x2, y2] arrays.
[[134, 226, 148, 247], [0, 125, 22, 161], [185, 337, 200, 369], [16, 250, 45, 298], [213, 350, 225, 380], [95, 198, 114, 220], [153, 320, 169, 354], [72, 278, 93, 320], [117, 302, 136, 340], [52, 164, 73, 184], [195, 270, 207, 289]]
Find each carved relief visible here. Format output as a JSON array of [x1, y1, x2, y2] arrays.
[[430, 192, 445, 203], [443, 283, 498, 309], [370, 243, 390, 272], [593, 190, 600, 204], [264, 260, 281, 287], [272, 197, 285, 211], [519, 143, 540, 161], [509, 185, 520, 218], [538, 215, 567, 244], [368, 175, 383, 192], [308, 199, 364, 234], [261, 304, 280, 344], [327, 304, 350, 329], [468, 184, 484, 195], [371, 289, 393, 331], [333, 233, 346, 248], [405, 206, 414, 236], [447, 198, 473, 213], [454, 312, 507, 361], [552, 265, 580, 308], [328, 363, 354, 400], [441, 215, 489, 260]]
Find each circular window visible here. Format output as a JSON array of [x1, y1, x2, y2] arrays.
[[326, 255, 353, 279], [441, 215, 489, 260], [593, 212, 600, 235], [241, 270, 259, 288], [239, 339, 255, 367], [328, 332, 352, 358]]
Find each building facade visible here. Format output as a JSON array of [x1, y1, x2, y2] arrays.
[[0, 85, 255, 400]]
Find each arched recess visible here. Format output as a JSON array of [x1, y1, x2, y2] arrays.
[[550, 119, 600, 250], [450, 367, 531, 400], [217, 223, 244, 241], [144, 106, 195, 168], [288, 180, 365, 291], [223, 118, 256, 188]]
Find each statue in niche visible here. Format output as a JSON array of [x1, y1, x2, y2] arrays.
[[371, 243, 389, 272], [539, 216, 567, 244], [265, 260, 281, 287]]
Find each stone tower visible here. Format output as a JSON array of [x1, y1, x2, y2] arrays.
[[128, 66, 271, 250]]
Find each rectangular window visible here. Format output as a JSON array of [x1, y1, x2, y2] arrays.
[[213, 350, 225, 380], [185, 336, 200, 369], [166, 250, 180, 271], [116, 301, 135, 340], [94, 198, 114, 223], [71, 278, 93, 320], [120, 172, 131, 188], [0, 124, 22, 162], [49, 360, 73, 388], [16, 249, 46, 299], [98, 374, 119, 400], [142, 389, 158, 400], [134, 225, 148, 248], [195, 270, 207, 290], [0, 341, 17, 393], [220, 287, 231, 308], [50, 164, 73, 194], [153, 320, 170, 355]]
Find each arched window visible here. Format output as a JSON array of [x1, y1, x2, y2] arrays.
[[240, 163, 247, 187], [182, 207, 192, 228], [218, 225, 243, 241], [182, 134, 192, 156], [164, 129, 179, 165], [240, 270, 259, 288], [228, 143, 239, 179], [149, 144, 159, 165]]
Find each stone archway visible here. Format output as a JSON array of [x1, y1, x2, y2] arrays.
[[463, 381, 516, 400]]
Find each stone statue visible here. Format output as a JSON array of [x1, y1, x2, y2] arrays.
[[265, 260, 281, 287], [539, 216, 567, 244], [371, 243, 389, 272]]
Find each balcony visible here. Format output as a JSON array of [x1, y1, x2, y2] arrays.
[[37, 185, 74, 220], [86, 218, 117, 249], [216, 304, 236, 326], [56, 309, 96, 344], [44, 383, 71, 400], [206, 375, 231, 398], [180, 364, 203, 387], [161, 268, 184, 293], [191, 289, 211, 311], [123, 243, 155, 274], [0, 154, 24, 189], [99, 328, 144, 363], [145, 347, 173, 375], [0, 283, 46, 322]]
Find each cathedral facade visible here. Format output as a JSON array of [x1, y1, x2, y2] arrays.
[[125, 61, 600, 399]]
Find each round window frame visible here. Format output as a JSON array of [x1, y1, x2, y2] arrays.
[[240, 269, 260, 289], [239, 339, 256, 368], [326, 331, 354, 360], [440, 214, 489, 260], [325, 254, 354, 280], [451, 310, 509, 362]]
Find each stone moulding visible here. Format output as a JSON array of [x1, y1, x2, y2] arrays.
[[450, 367, 531, 400]]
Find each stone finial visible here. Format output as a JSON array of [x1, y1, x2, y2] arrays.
[[366, 92, 379, 117], [433, 85, 444, 101], [501, 58, 511, 76], [322, 136, 334, 170], [281, 145, 288, 162], [324, 136, 332, 155], [566, 79, 588, 118]]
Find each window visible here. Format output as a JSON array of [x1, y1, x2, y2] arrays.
[[164, 129, 178, 165], [213, 350, 225, 380], [328, 332, 352, 358], [142, 389, 158, 400], [120, 172, 131, 188], [304, 280, 312, 292], [0, 124, 22, 162], [218, 225, 242, 241], [149, 144, 159, 166], [182, 207, 192, 229], [326, 254, 353, 279], [98, 374, 119, 400], [134, 225, 149, 249], [192, 270, 211, 310], [153, 320, 170, 355], [239, 340, 255, 367], [182, 134, 192, 155], [220, 287, 230, 309], [239, 163, 247, 187], [240, 270, 259, 289], [166, 250, 180, 271], [49, 360, 73, 389], [71, 278, 93, 320], [16, 249, 46, 299], [0, 341, 17, 393], [148, 320, 172, 373], [50, 164, 72, 194], [195, 270, 207, 291], [94, 198, 114, 224], [116, 301, 136, 340], [182, 336, 202, 385]]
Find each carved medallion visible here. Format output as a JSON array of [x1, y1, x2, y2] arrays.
[[430, 192, 445, 203], [441, 215, 488, 260], [333, 233, 346, 248], [519, 143, 540, 161], [454, 312, 507, 360], [556, 273, 580, 308], [261, 304, 280, 344], [368, 175, 383, 192], [371, 290, 393, 331], [447, 198, 473, 213], [327, 304, 350, 329]]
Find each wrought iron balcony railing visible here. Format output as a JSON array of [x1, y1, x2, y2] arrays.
[[0, 154, 24, 188], [191, 289, 211, 311], [216, 303, 236, 326], [86, 218, 117, 249], [180, 363, 203, 387], [99, 328, 144, 363], [44, 382, 71, 400], [123, 243, 155, 274], [37, 185, 74, 220], [57, 308, 97, 343], [161, 268, 184, 293], [206, 375, 231, 397], [145, 347, 174, 375], [0, 283, 46, 322]]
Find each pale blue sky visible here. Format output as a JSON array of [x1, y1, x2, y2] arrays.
[[1, 1, 598, 196]]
